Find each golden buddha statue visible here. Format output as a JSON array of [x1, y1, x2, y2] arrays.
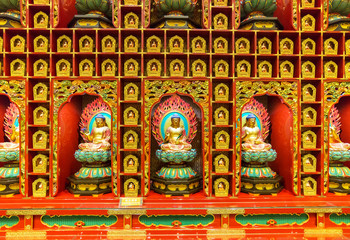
[[78, 114, 111, 151], [242, 114, 272, 151], [0, 123, 19, 151], [329, 125, 350, 151], [161, 114, 192, 152]]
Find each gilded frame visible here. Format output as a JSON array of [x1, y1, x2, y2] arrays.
[[146, 59, 162, 77], [33, 154, 48, 174], [124, 35, 138, 52], [169, 59, 185, 77], [236, 60, 251, 78], [169, 35, 184, 53], [302, 154, 317, 172], [324, 61, 338, 79], [33, 59, 48, 77], [33, 83, 48, 101], [302, 38, 316, 55], [79, 35, 94, 53], [57, 35, 72, 53], [34, 11, 49, 28], [79, 59, 94, 76], [192, 59, 206, 77], [123, 106, 139, 125], [258, 60, 272, 78], [302, 14, 315, 31], [214, 154, 229, 173], [33, 106, 48, 125], [191, 36, 206, 53], [302, 84, 317, 102], [123, 130, 138, 149], [345, 62, 350, 79], [302, 61, 315, 78], [56, 59, 71, 77], [302, 130, 317, 149], [324, 38, 338, 55], [11, 35, 25, 53], [213, 37, 228, 54], [214, 106, 229, 125], [11, 59, 26, 76], [124, 59, 139, 76], [101, 59, 117, 77], [214, 60, 229, 77], [124, 178, 139, 197], [258, 37, 272, 54], [34, 35, 48, 53], [101, 35, 116, 53], [215, 130, 230, 149], [214, 178, 229, 197], [280, 60, 294, 78], [213, 13, 228, 30], [33, 130, 48, 149], [280, 38, 293, 54], [146, 35, 162, 53], [302, 177, 317, 196], [235, 37, 250, 54], [214, 83, 229, 101], [124, 83, 139, 101], [123, 155, 138, 173], [124, 12, 139, 28], [302, 107, 317, 126]]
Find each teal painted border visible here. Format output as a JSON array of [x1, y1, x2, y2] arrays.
[[235, 213, 309, 226], [41, 215, 117, 227], [0, 216, 19, 228]]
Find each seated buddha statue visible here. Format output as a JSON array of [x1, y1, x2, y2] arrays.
[[160, 114, 192, 152], [329, 125, 350, 151], [242, 114, 272, 152], [0, 123, 19, 151], [78, 114, 111, 152]]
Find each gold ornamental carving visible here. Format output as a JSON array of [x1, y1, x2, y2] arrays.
[[258, 37, 272, 54], [123, 130, 138, 149], [304, 208, 342, 213], [304, 228, 343, 237], [124, 83, 139, 101], [33, 106, 48, 125], [214, 106, 229, 125], [214, 37, 228, 54], [34, 35, 48, 52], [124, 35, 138, 52], [123, 106, 139, 125], [302, 130, 317, 149], [101, 59, 117, 77], [213, 13, 228, 30], [11, 35, 25, 53], [302, 107, 317, 126], [56, 59, 71, 77], [169, 35, 184, 53], [123, 155, 139, 173], [33, 154, 48, 173], [214, 178, 229, 197], [11, 59, 25, 76], [215, 130, 230, 149], [34, 11, 49, 28], [32, 178, 48, 197], [302, 177, 317, 196], [280, 60, 294, 78], [101, 35, 116, 53], [107, 209, 146, 215], [302, 14, 315, 31], [57, 35, 72, 53], [302, 38, 315, 55], [79, 59, 94, 76], [258, 61, 272, 78], [79, 35, 94, 52], [124, 58, 139, 76], [235, 37, 249, 54], [302, 84, 316, 102], [6, 231, 46, 239], [146, 35, 162, 53], [6, 210, 47, 215], [33, 130, 48, 149], [302, 0, 315, 7], [324, 61, 338, 79], [214, 154, 229, 173], [33, 83, 48, 101], [214, 83, 229, 101], [302, 61, 315, 78], [236, 60, 250, 78], [169, 59, 185, 77], [124, 12, 139, 28], [124, 178, 139, 197], [302, 154, 317, 172], [107, 230, 146, 238], [33, 59, 48, 77], [280, 38, 293, 54], [324, 38, 338, 55], [214, 60, 229, 77], [146, 59, 162, 77], [345, 62, 350, 79], [191, 36, 206, 53], [192, 59, 207, 77]]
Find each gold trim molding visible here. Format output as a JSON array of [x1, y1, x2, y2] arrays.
[[107, 209, 146, 215], [207, 229, 245, 238], [6, 210, 46, 216], [107, 230, 146, 238], [6, 231, 46, 239], [207, 209, 245, 215], [304, 228, 343, 237], [304, 208, 342, 213]]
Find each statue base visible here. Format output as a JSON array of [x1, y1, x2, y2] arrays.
[[241, 173, 283, 195], [67, 176, 112, 196], [239, 17, 283, 30], [151, 175, 202, 196], [151, 15, 200, 29], [0, 177, 19, 196], [68, 14, 113, 28], [327, 18, 350, 31], [329, 163, 350, 194], [0, 13, 22, 28]]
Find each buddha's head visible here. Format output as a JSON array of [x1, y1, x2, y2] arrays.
[[171, 113, 181, 127], [245, 114, 256, 127], [95, 114, 107, 127]]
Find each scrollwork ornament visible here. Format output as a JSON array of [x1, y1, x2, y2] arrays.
[[53, 80, 118, 196], [235, 81, 298, 195], [144, 80, 209, 195]]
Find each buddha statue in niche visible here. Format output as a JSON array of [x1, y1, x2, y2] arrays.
[[161, 114, 192, 152], [242, 114, 272, 151], [329, 125, 350, 151], [0, 103, 19, 152], [79, 114, 111, 152]]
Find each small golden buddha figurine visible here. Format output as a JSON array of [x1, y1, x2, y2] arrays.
[[0, 123, 19, 151], [242, 114, 272, 151], [79, 114, 111, 151], [161, 114, 192, 152]]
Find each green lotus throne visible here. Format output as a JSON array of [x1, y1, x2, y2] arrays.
[[67, 98, 112, 196], [151, 95, 201, 196], [240, 98, 283, 195], [0, 0, 23, 28], [327, 0, 350, 31]]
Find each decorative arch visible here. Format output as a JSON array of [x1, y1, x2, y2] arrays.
[[0, 80, 25, 195], [53, 80, 118, 196], [235, 81, 298, 195], [324, 82, 350, 194], [144, 80, 209, 195]]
